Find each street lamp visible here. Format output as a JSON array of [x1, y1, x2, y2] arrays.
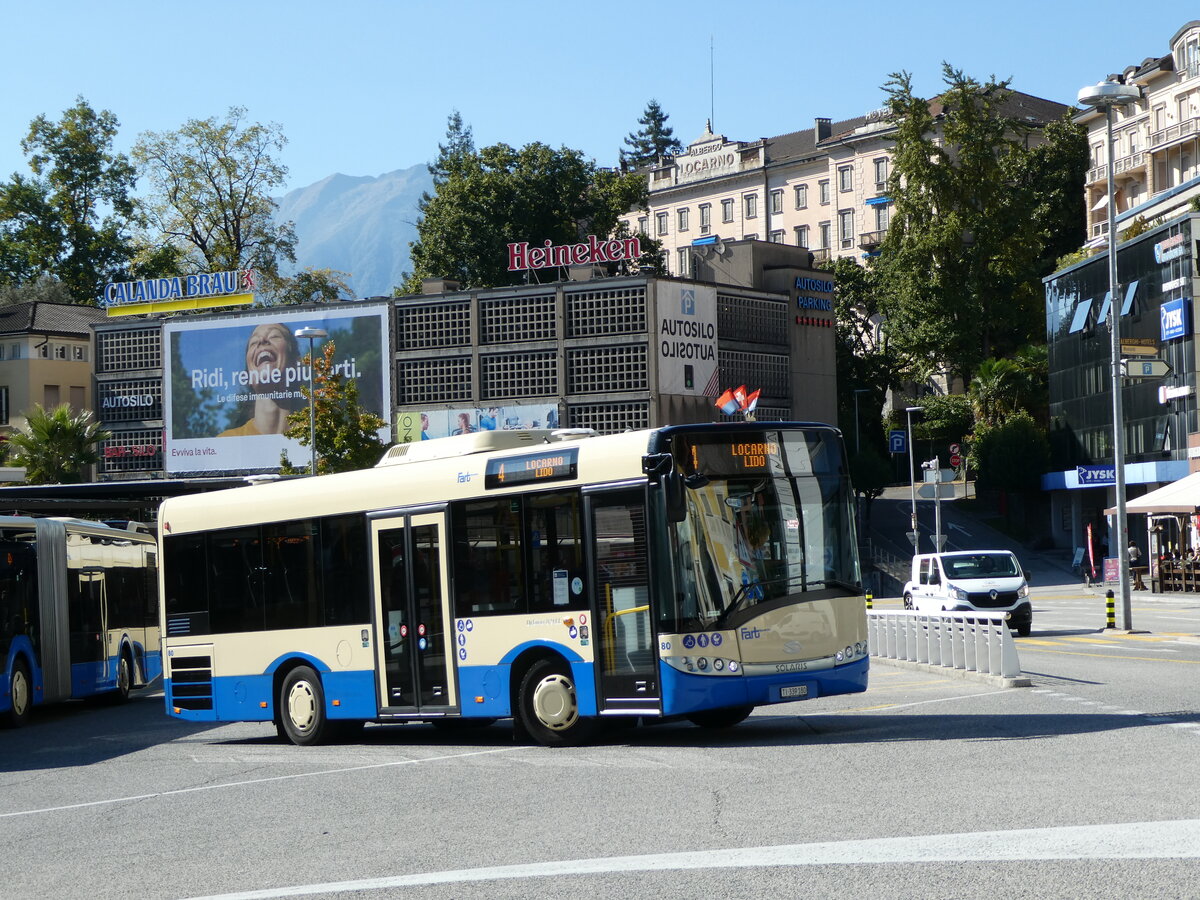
[[905, 405, 923, 551], [1078, 79, 1141, 631], [853, 388, 871, 455], [294, 326, 328, 477]]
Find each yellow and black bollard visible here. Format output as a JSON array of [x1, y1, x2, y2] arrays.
[[865, 591, 874, 610], [1105, 589, 1116, 629]]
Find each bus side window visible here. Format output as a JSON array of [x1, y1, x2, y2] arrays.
[[451, 499, 523, 618], [526, 491, 585, 612]]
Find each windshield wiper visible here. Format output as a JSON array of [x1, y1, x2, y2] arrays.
[[714, 575, 802, 627]]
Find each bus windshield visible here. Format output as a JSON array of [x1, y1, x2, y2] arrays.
[[664, 427, 859, 631]]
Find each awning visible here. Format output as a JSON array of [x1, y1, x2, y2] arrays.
[[1091, 193, 1109, 211], [1106, 472, 1200, 515]]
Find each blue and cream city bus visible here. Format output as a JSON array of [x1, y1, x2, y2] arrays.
[[1, 516, 161, 727], [157, 423, 868, 746]]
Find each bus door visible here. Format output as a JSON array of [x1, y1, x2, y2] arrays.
[[369, 511, 456, 716], [69, 566, 107, 690], [586, 487, 660, 714]]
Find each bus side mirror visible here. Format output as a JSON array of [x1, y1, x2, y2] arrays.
[[643, 453, 688, 523]]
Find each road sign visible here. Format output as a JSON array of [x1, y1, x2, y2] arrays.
[[918, 483, 955, 499], [1123, 358, 1172, 379], [949, 442, 960, 455], [1121, 339, 1158, 357], [889, 429, 907, 454], [950, 453, 962, 467]]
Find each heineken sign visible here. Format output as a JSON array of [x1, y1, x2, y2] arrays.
[[507, 236, 641, 272]]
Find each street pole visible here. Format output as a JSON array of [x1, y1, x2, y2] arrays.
[[905, 406, 923, 551], [1078, 80, 1140, 630], [853, 388, 869, 455], [294, 326, 328, 477]]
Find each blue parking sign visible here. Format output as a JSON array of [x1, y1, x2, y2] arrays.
[[889, 429, 907, 454]]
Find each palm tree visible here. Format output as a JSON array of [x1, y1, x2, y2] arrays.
[[8, 404, 111, 484], [969, 358, 1022, 427]]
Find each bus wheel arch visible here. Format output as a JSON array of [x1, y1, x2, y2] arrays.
[[275, 662, 330, 746], [114, 646, 134, 702], [5, 655, 33, 728], [513, 652, 595, 747]]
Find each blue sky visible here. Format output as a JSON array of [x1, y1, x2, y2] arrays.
[[2, 3, 1194, 193]]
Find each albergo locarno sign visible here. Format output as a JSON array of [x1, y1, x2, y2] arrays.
[[507, 236, 641, 272]]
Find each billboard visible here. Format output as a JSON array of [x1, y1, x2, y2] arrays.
[[656, 283, 717, 395], [395, 403, 561, 443], [163, 306, 390, 473]]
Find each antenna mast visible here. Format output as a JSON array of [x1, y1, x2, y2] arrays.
[[710, 35, 715, 129]]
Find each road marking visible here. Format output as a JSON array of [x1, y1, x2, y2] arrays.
[[185, 819, 1200, 898], [829, 689, 1011, 714], [1019, 646, 1200, 664], [0, 747, 520, 820]]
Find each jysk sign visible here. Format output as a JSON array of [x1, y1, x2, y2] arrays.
[[1160, 297, 1189, 341], [1076, 465, 1115, 486]]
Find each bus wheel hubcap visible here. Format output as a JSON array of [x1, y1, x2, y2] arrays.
[[12, 670, 28, 714], [288, 682, 316, 731], [532, 674, 577, 730]]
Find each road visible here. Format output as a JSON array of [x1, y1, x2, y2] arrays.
[[5, 582, 1200, 900]]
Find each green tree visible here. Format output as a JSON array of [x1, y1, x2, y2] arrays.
[[0, 275, 73, 306], [7, 403, 111, 484], [133, 107, 297, 294], [0, 97, 138, 302], [403, 116, 647, 291], [620, 99, 682, 169], [969, 357, 1023, 427], [876, 65, 1086, 385], [271, 267, 355, 306], [970, 410, 1049, 494], [279, 341, 390, 475]]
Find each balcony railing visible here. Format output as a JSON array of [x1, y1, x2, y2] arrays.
[[1149, 115, 1200, 151], [810, 248, 831, 264], [858, 230, 887, 250], [1086, 150, 1146, 184]]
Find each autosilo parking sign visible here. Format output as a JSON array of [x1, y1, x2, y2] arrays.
[[889, 430, 907, 454]]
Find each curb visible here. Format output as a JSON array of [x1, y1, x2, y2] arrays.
[[871, 655, 1032, 688]]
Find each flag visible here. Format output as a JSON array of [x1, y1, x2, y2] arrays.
[[733, 385, 747, 408], [744, 389, 760, 412], [715, 389, 739, 415]]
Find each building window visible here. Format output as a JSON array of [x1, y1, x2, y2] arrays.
[[677, 248, 691, 277], [819, 222, 831, 249], [839, 209, 855, 249], [656, 212, 668, 236], [795, 225, 809, 248], [10, 344, 19, 360], [1127, 129, 1139, 154], [721, 198, 734, 223], [1154, 105, 1166, 132], [678, 207, 689, 232], [794, 184, 808, 209], [72, 345, 85, 361], [838, 165, 853, 192], [743, 233, 758, 241], [44, 385, 60, 408], [875, 203, 890, 232], [1185, 36, 1200, 78], [38, 343, 49, 359], [743, 194, 757, 219], [0, 346, 5, 361], [0, 387, 7, 425], [637, 216, 648, 235], [54, 345, 67, 359], [699, 204, 711, 232], [874, 157, 889, 188], [770, 189, 783, 214], [819, 180, 830, 205], [770, 230, 784, 243]]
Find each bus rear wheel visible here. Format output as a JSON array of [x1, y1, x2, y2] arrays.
[[6, 659, 32, 728], [517, 659, 594, 747], [113, 652, 133, 703], [278, 666, 329, 746], [688, 705, 754, 729]]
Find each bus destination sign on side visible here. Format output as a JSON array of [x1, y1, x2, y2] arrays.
[[485, 447, 579, 489]]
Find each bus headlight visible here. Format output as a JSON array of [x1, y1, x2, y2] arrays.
[[713, 658, 725, 671], [697, 657, 709, 671]]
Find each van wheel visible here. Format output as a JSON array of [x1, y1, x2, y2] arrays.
[[1016, 620, 1032, 637]]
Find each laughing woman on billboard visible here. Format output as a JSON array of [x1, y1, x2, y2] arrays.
[[219, 323, 307, 437]]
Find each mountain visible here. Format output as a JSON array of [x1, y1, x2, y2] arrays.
[[276, 164, 433, 299]]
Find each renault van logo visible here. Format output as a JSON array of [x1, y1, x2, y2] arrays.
[[989, 589, 998, 600]]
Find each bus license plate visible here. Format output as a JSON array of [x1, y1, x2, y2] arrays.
[[780, 685, 808, 699]]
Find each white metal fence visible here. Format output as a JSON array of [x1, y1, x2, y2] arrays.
[[867, 610, 1024, 680]]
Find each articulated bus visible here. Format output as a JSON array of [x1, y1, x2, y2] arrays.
[[157, 423, 868, 746], [1, 516, 160, 727]]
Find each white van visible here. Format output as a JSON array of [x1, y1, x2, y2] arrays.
[[901, 550, 1032, 636]]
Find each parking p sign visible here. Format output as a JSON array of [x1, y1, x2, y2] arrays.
[[889, 429, 907, 454]]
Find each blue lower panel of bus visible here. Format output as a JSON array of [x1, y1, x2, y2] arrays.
[[166, 667, 378, 723], [659, 656, 869, 717]]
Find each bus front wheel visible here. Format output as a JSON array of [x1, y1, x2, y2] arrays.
[[5, 659, 32, 728], [517, 659, 594, 747], [278, 666, 329, 746]]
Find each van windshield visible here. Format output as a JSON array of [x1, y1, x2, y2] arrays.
[[944, 553, 1020, 579]]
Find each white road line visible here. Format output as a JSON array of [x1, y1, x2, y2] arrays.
[[186, 819, 1200, 899], [0, 747, 519, 820]]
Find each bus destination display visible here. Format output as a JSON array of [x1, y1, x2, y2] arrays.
[[485, 447, 579, 489], [680, 434, 781, 475]]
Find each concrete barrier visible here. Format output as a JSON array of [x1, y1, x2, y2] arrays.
[[866, 610, 1028, 685]]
